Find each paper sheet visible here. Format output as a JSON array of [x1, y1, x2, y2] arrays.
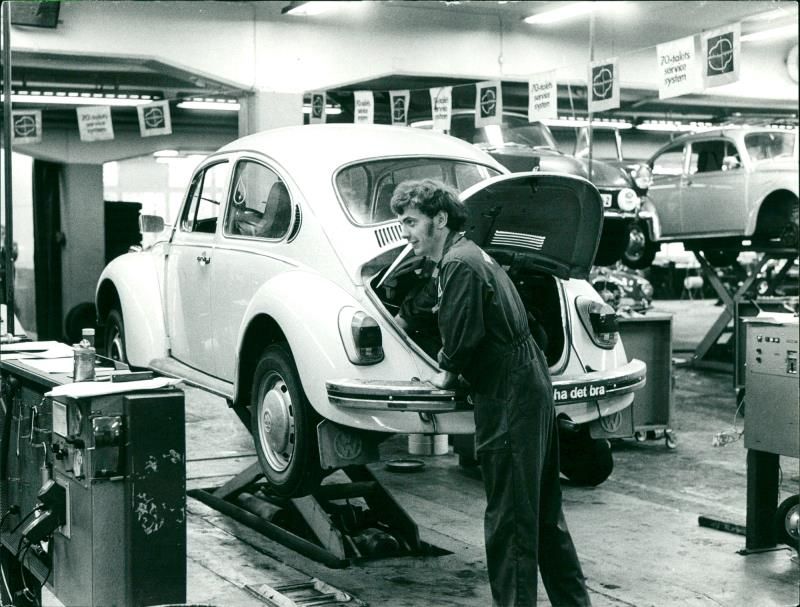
[[46, 377, 183, 399]]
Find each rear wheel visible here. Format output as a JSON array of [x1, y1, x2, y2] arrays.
[[104, 308, 127, 363], [559, 427, 614, 486], [251, 344, 322, 498], [774, 494, 800, 550]]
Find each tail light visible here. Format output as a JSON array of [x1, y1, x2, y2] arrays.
[[575, 296, 619, 349], [338, 307, 384, 365]]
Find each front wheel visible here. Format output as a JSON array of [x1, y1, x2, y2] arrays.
[[104, 308, 128, 363], [621, 222, 658, 270], [559, 427, 614, 486], [774, 494, 800, 550], [251, 344, 322, 498]]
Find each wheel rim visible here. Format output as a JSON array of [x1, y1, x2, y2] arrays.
[[785, 504, 800, 541], [256, 371, 296, 473], [109, 326, 124, 362], [625, 226, 646, 261]]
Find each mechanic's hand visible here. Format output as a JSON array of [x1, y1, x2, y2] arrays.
[[395, 314, 409, 331], [429, 370, 458, 389]]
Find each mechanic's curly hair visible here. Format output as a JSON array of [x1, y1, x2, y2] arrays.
[[390, 179, 467, 231]]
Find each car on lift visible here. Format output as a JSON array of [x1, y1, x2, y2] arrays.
[[410, 110, 653, 268], [96, 124, 645, 497], [640, 127, 799, 268]]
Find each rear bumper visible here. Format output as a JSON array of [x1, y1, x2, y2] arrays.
[[326, 358, 646, 413]]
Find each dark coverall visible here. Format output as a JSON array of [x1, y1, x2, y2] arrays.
[[435, 233, 591, 607]]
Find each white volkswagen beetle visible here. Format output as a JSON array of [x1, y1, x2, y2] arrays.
[[96, 124, 645, 497]]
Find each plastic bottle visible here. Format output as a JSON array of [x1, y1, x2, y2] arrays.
[[73, 328, 96, 382]]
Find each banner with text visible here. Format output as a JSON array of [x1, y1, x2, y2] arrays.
[[309, 91, 326, 124], [76, 106, 114, 142], [430, 86, 453, 132], [528, 71, 558, 121], [657, 35, 701, 99], [137, 100, 172, 137], [588, 58, 619, 113], [474, 80, 503, 128], [353, 91, 374, 124], [701, 22, 741, 89], [11, 110, 42, 144], [390, 90, 410, 126]]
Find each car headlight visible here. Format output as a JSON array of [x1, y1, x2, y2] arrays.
[[632, 164, 653, 190], [338, 307, 384, 365], [617, 188, 641, 212]]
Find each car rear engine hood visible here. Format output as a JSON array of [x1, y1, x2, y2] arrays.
[[460, 172, 603, 280]]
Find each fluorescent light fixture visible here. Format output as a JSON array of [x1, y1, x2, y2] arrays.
[[302, 104, 342, 115], [282, 1, 336, 16], [746, 6, 798, 22], [4, 92, 154, 107], [153, 150, 179, 157], [176, 100, 240, 111], [524, 1, 626, 25], [742, 24, 797, 42], [636, 120, 715, 133], [542, 117, 633, 130]]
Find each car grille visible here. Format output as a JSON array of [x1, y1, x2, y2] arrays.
[[374, 223, 404, 247]]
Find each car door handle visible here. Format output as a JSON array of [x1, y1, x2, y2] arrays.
[[196, 253, 211, 265]]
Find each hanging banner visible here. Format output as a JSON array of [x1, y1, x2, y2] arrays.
[[137, 100, 172, 137], [657, 35, 701, 99], [429, 86, 452, 132], [309, 91, 326, 124], [588, 58, 619, 113], [353, 90, 374, 124], [528, 71, 558, 121], [701, 22, 741, 89], [76, 106, 114, 142], [474, 80, 502, 128], [390, 90, 410, 126], [11, 110, 42, 144]]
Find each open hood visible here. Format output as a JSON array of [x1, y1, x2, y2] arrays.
[[459, 172, 603, 280]]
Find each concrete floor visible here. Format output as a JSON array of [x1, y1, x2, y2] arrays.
[[178, 300, 799, 607]]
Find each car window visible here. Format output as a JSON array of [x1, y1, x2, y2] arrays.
[[652, 145, 685, 176], [180, 162, 228, 233], [225, 160, 292, 239], [688, 140, 733, 174], [744, 132, 796, 162], [336, 158, 502, 225]]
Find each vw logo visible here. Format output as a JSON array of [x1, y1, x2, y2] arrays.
[[480, 87, 497, 117], [599, 411, 623, 433], [592, 66, 614, 100], [334, 432, 363, 460], [708, 34, 734, 74], [143, 106, 165, 128], [393, 97, 406, 123], [262, 410, 272, 433], [312, 95, 324, 118], [13, 115, 37, 137]]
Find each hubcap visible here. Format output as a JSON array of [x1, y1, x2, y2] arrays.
[[257, 373, 295, 472], [625, 227, 646, 260], [786, 504, 800, 541]]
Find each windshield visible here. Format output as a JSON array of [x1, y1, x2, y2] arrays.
[[744, 132, 797, 162], [467, 116, 558, 149], [335, 158, 501, 225]]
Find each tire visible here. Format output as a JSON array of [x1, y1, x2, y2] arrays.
[[559, 427, 614, 486], [621, 222, 658, 270], [702, 248, 739, 267], [774, 494, 800, 550], [780, 203, 799, 248], [594, 223, 627, 267], [104, 308, 128, 363], [251, 344, 322, 498]]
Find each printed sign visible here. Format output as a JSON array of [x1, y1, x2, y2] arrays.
[[474, 80, 502, 128], [353, 90, 374, 124], [429, 86, 452, 132], [657, 35, 701, 99], [528, 71, 558, 121], [588, 58, 619, 113], [11, 110, 42, 144], [76, 106, 114, 142], [309, 91, 326, 124], [701, 22, 740, 88], [137, 100, 172, 137], [390, 90, 410, 126]]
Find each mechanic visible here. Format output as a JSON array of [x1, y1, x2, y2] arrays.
[[390, 179, 591, 607]]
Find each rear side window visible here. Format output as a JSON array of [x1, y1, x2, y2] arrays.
[[181, 162, 228, 233], [225, 161, 292, 240], [652, 145, 685, 176], [744, 132, 796, 161]]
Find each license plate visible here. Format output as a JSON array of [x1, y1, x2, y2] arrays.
[[601, 193, 612, 207]]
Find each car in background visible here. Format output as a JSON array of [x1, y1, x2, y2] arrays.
[[96, 124, 645, 496], [643, 127, 799, 267], [590, 264, 654, 312], [411, 110, 653, 268]]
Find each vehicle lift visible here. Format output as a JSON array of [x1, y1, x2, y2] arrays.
[[689, 245, 798, 373], [189, 461, 443, 569]]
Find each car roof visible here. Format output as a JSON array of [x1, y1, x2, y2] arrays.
[[215, 123, 500, 175]]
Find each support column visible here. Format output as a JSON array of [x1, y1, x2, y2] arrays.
[[238, 91, 304, 137]]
